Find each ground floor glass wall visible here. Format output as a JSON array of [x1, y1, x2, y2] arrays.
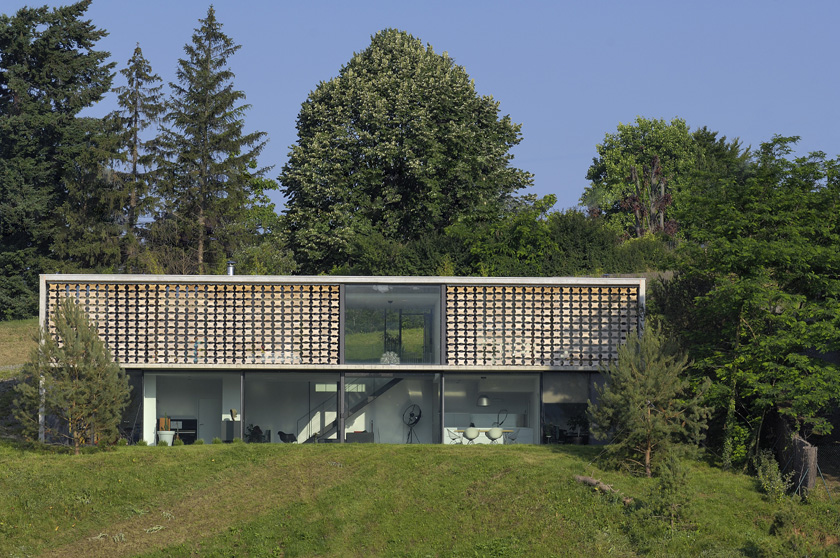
[[443, 374, 539, 444], [344, 373, 441, 444], [142, 371, 596, 446]]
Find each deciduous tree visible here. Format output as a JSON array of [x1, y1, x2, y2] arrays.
[[280, 29, 532, 273]]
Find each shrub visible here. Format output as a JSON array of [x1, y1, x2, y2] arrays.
[[136, 439, 148, 446], [754, 449, 793, 502], [116, 438, 128, 447], [212, 437, 222, 444], [173, 438, 184, 446], [194, 438, 205, 445]]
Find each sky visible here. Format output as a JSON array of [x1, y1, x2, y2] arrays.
[[6, 0, 840, 212]]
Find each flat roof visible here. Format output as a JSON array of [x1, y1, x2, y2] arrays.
[[42, 274, 645, 287]]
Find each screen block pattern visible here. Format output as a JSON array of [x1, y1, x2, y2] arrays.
[[446, 285, 640, 367], [45, 282, 340, 366]]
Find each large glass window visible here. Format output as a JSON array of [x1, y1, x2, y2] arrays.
[[344, 285, 441, 364], [443, 374, 539, 444], [344, 373, 441, 444]]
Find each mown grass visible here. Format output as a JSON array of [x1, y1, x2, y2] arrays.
[[1, 441, 838, 558], [0, 318, 37, 376]]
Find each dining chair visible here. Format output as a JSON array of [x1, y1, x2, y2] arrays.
[[486, 427, 503, 444], [463, 427, 479, 444], [446, 428, 463, 444], [503, 429, 519, 444]]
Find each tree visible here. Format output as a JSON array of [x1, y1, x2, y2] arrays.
[[14, 298, 130, 453], [588, 324, 710, 477], [0, 0, 114, 318], [108, 44, 164, 271], [280, 29, 532, 273], [581, 117, 696, 237], [152, 6, 269, 274], [653, 137, 840, 465]]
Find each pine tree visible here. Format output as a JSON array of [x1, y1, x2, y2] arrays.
[[152, 6, 269, 274], [14, 298, 131, 454], [0, 0, 114, 317], [108, 44, 164, 271], [588, 325, 710, 477]]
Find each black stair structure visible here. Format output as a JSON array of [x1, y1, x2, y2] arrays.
[[298, 378, 403, 443]]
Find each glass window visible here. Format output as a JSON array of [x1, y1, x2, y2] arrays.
[[345, 285, 441, 364]]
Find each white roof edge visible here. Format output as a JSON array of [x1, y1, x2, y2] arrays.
[[41, 274, 645, 287]]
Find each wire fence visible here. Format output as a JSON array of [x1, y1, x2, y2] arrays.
[[815, 443, 840, 498]]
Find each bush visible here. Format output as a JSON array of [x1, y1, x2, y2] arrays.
[[212, 437, 222, 444], [116, 438, 128, 447], [136, 439, 148, 446], [172, 438, 184, 446], [754, 449, 793, 502], [194, 438, 205, 445]]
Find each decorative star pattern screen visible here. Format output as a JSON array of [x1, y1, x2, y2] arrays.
[[445, 285, 640, 367], [45, 282, 340, 365]]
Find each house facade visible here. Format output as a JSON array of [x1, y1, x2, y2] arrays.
[[40, 274, 644, 445]]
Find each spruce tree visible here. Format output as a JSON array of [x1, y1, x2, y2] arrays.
[[14, 298, 131, 453], [152, 6, 269, 274], [108, 44, 164, 271], [0, 0, 114, 317]]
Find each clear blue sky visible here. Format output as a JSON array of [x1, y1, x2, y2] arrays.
[[7, 0, 840, 212]]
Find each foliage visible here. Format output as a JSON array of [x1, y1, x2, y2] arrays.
[[13, 298, 130, 454], [280, 28, 532, 273], [754, 449, 794, 503], [0, 0, 114, 318], [588, 324, 710, 477], [580, 117, 695, 237], [151, 6, 270, 274], [107, 43, 164, 271], [646, 454, 690, 528], [653, 137, 840, 459]]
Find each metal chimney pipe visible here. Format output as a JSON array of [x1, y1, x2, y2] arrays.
[[227, 260, 235, 276]]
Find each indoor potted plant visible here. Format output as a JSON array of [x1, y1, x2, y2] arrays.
[[567, 413, 589, 445]]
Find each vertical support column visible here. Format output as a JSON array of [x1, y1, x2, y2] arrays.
[[439, 373, 445, 444], [240, 371, 245, 440], [143, 373, 157, 444], [337, 371, 346, 443], [38, 275, 47, 442]]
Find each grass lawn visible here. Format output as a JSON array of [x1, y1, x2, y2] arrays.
[[0, 318, 37, 377], [1, 441, 838, 557]]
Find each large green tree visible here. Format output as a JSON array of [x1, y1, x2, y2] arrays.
[[280, 29, 532, 273], [581, 117, 696, 237], [14, 297, 130, 453], [0, 0, 114, 318], [151, 6, 269, 274], [653, 136, 840, 465], [108, 44, 164, 271]]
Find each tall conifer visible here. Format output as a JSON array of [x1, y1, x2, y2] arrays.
[[108, 44, 164, 271], [0, 0, 114, 317], [152, 6, 268, 274]]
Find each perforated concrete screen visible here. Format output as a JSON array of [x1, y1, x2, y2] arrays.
[[42, 276, 643, 370], [445, 285, 640, 367], [45, 281, 340, 366]]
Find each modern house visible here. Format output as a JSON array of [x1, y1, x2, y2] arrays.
[[39, 274, 644, 445]]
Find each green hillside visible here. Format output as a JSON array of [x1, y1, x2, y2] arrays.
[[0, 318, 37, 380], [0, 441, 837, 557]]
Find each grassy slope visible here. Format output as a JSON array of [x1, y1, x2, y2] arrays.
[[0, 318, 37, 376], [1, 442, 838, 558]]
